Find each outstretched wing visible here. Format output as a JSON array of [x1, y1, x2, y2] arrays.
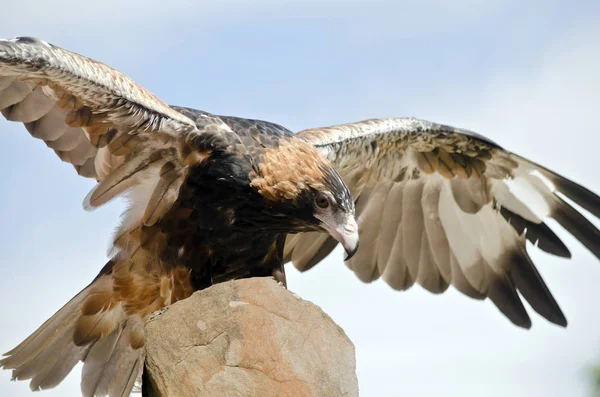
[[0, 36, 240, 233], [0, 37, 237, 395], [286, 118, 600, 328]]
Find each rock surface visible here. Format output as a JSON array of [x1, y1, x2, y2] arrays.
[[144, 277, 358, 397]]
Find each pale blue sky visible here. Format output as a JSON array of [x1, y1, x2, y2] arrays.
[[1, 1, 600, 396]]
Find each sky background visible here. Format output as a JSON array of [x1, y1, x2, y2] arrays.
[[1, 1, 600, 396]]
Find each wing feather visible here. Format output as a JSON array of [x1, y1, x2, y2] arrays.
[[0, 37, 232, 186], [401, 179, 426, 282], [514, 153, 600, 219], [548, 194, 600, 260], [509, 249, 567, 326], [376, 182, 405, 275], [0, 76, 15, 91], [449, 252, 485, 300], [289, 232, 337, 271], [421, 178, 452, 284], [0, 37, 239, 244], [0, 80, 34, 108], [25, 104, 71, 140], [288, 117, 599, 327], [382, 221, 413, 290], [488, 275, 531, 328], [3, 86, 55, 122], [417, 229, 449, 293], [499, 207, 570, 258], [81, 326, 124, 397], [347, 182, 392, 282], [438, 183, 490, 294]]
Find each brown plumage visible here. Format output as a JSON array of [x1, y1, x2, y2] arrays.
[[250, 138, 328, 201], [2, 36, 600, 397]]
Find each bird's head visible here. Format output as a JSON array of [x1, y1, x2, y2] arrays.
[[249, 138, 359, 259]]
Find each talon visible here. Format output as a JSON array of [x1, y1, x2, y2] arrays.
[[148, 307, 169, 322]]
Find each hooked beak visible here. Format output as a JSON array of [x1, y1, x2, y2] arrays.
[[318, 214, 360, 261]]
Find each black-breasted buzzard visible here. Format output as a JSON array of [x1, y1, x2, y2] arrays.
[[1, 37, 599, 396]]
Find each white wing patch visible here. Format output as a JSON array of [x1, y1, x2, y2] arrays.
[[289, 117, 600, 328]]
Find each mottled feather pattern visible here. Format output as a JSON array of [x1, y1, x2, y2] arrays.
[[218, 114, 293, 149], [0, 37, 195, 133], [300, 118, 498, 188], [289, 117, 600, 328], [0, 38, 237, 185], [299, 117, 499, 148]]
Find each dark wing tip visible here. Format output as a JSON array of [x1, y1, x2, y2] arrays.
[[513, 153, 600, 220], [488, 276, 532, 329], [510, 252, 568, 328], [547, 170, 600, 220], [499, 207, 571, 258], [551, 195, 600, 261]]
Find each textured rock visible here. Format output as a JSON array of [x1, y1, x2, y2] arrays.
[[144, 277, 358, 397]]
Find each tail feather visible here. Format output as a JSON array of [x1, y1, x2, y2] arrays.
[[1, 273, 145, 397], [82, 318, 145, 397], [1, 290, 87, 369], [109, 342, 145, 397], [8, 324, 83, 387], [28, 338, 87, 391], [81, 325, 124, 397]]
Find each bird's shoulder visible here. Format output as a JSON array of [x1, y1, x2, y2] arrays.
[[171, 106, 295, 152]]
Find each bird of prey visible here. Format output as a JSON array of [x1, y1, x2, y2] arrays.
[[1, 37, 599, 397]]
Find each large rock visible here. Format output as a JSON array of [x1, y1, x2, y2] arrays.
[[144, 277, 358, 397]]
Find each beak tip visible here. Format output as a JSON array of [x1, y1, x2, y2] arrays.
[[344, 241, 359, 261]]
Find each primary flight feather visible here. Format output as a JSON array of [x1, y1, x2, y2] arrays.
[[1, 37, 598, 397]]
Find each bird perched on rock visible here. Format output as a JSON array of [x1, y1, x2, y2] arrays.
[[1, 37, 599, 397]]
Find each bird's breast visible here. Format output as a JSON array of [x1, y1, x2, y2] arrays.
[[147, 163, 284, 290]]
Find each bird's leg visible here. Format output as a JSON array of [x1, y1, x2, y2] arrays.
[[247, 263, 287, 288], [272, 265, 287, 288], [147, 306, 169, 323]]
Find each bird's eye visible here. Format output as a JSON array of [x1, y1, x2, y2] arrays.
[[315, 194, 330, 209]]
